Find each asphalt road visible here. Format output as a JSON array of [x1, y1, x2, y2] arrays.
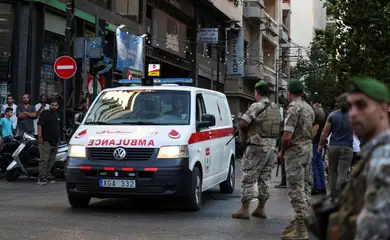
[[0, 161, 296, 240]]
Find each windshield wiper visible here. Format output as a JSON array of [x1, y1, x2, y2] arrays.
[[84, 121, 111, 125]]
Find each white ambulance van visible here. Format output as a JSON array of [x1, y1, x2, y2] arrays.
[[65, 78, 235, 211]]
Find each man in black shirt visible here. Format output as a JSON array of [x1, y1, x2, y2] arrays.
[[37, 99, 60, 185]]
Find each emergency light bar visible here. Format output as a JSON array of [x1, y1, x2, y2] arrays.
[[119, 78, 193, 86]]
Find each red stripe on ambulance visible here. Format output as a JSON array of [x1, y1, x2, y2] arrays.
[[188, 127, 234, 144]]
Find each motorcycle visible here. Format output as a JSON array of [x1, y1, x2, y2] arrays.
[[0, 136, 23, 173], [5, 133, 68, 182]]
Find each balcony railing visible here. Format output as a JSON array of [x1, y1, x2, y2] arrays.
[[279, 25, 289, 43], [243, 0, 265, 25], [244, 63, 263, 79], [264, 12, 278, 37], [145, 45, 191, 70], [263, 65, 276, 85]]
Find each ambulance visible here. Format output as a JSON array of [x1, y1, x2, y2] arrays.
[[65, 78, 236, 211]]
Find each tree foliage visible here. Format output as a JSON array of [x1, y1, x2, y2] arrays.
[[291, 27, 341, 109], [292, 0, 390, 108], [326, 0, 390, 84]]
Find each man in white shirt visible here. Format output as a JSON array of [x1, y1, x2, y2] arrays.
[[2, 95, 17, 134], [351, 134, 361, 167], [34, 95, 49, 138]]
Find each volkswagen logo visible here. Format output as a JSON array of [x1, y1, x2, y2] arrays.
[[113, 148, 126, 160]]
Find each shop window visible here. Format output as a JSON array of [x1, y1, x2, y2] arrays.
[[0, 3, 15, 103], [115, 0, 140, 23]]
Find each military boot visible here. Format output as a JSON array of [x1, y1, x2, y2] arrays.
[[252, 197, 267, 218], [281, 219, 308, 240], [232, 200, 250, 219], [282, 219, 296, 234]]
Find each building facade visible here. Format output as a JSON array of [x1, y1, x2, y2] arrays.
[[226, 0, 291, 117], [0, 0, 241, 105]]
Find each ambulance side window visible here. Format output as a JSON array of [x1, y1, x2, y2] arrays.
[[196, 93, 206, 123]]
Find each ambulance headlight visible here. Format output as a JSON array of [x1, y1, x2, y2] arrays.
[[157, 146, 188, 159], [68, 145, 86, 158]]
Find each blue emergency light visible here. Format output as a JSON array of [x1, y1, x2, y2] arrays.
[[118, 78, 193, 85]]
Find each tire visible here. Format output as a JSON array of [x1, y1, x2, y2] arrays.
[[186, 167, 202, 211], [68, 195, 91, 208], [5, 169, 19, 182], [219, 158, 235, 193], [51, 162, 65, 179]]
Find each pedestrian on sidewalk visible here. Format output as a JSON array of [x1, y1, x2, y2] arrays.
[[34, 95, 49, 139], [232, 81, 279, 220], [1, 95, 17, 135], [275, 104, 287, 188], [318, 93, 353, 198], [37, 99, 61, 185], [278, 80, 315, 240], [311, 103, 326, 196], [16, 93, 41, 136], [0, 107, 14, 143], [351, 134, 361, 168]]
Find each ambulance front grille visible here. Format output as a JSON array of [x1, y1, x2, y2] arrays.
[[87, 148, 156, 161]]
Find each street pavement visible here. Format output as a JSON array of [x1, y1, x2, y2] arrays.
[[0, 161, 299, 240]]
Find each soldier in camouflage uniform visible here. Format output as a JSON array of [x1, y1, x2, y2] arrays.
[[324, 77, 390, 240], [278, 80, 315, 240], [232, 81, 278, 219]]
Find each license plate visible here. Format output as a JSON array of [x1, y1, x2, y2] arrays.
[[99, 179, 136, 188]]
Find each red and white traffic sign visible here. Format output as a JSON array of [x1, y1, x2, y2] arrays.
[[54, 56, 77, 79]]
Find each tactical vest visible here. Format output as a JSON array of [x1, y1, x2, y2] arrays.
[[327, 131, 390, 240], [247, 103, 280, 139]]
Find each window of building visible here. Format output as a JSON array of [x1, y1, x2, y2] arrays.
[[115, 0, 140, 23]]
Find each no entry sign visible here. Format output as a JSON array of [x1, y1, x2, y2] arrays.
[[54, 56, 77, 79]]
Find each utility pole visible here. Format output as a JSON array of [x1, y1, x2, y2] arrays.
[[64, 0, 75, 140], [216, 41, 220, 92]]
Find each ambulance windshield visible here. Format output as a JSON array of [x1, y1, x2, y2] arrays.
[[84, 90, 191, 125]]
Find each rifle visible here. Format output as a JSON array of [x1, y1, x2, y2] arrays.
[[226, 101, 271, 146]]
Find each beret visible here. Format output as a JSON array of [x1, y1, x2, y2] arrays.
[[287, 79, 304, 92], [255, 80, 268, 88], [348, 77, 390, 103]]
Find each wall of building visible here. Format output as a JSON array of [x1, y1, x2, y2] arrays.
[[208, 0, 243, 26]]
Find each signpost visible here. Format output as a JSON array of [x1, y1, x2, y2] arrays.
[[54, 56, 77, 79]]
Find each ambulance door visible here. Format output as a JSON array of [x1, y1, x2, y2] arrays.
[[195, 93, 213, 182], [198, 93, 220, 182]]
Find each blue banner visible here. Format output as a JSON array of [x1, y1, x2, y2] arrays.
[[115, 29, 144, 77]]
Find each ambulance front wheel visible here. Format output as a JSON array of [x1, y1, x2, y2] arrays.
[[185, 166, 202, 212], [219, 157, 235, 193]]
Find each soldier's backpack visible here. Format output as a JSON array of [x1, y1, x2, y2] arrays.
[[256, 102, 281, 138]]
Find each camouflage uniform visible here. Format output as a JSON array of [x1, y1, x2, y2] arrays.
[[284, 98, 315, 221], [240, 97, 277, 202], [326, 130, 390, 240], [355, 140, 390, 240]]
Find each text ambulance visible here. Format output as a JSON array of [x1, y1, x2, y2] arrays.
[[65, 79, 235, 211]]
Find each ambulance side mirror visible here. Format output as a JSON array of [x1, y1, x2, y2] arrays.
[[196, 114, 216, 130], [74, 113, 83, 125]]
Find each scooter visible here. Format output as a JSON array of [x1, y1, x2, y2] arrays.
[[5, 133, 68, 182]]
